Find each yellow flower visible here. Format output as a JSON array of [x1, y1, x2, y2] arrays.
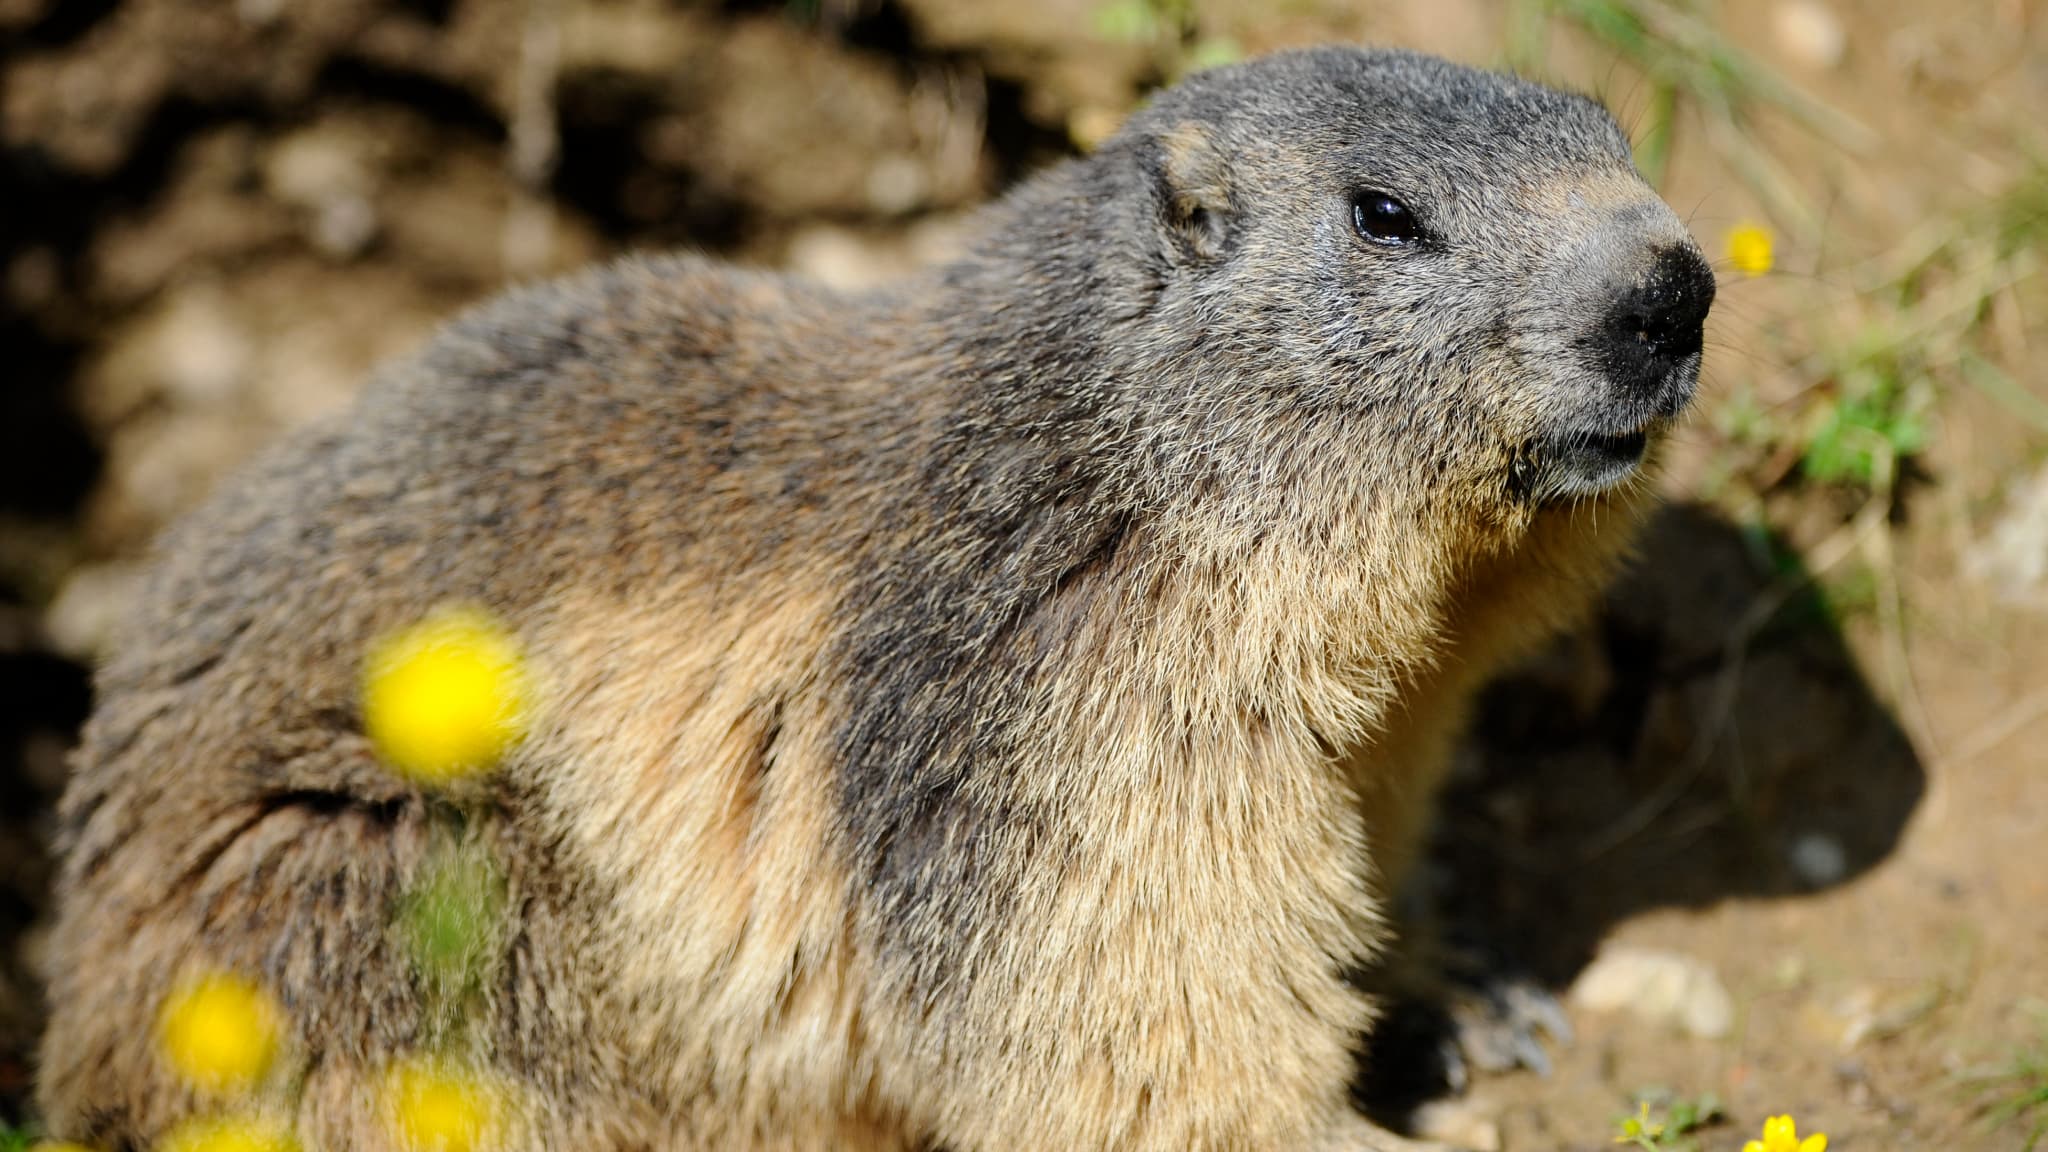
[[1727, 221, 1775, 277], [1615, 1101, 1665, 1144], [1744, 1113, 1827, 1152], [362, 606, 530, 784], [385, 1060, 500, 1152], [157, 972, 282, 1094], [155, 1115, 299, 1152]]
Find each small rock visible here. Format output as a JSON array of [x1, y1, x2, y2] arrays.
[[1836, 983, 1943, 1049], [1789, 831, 1849, 887], [267, 129, 372, 208], [1774, 0, 1847, 70], [266, 127, 382, 259], [237, 0, 283, 26], [155, 288, 253, 408], [1969, 463, 2048, 608], [44, 562, 142, 662], [1570, 946, 1734, 1040], [785, 225, 924, 290], [1771, 952, 1810, 990], [1411, 1098, 1501, 1152], [866, 153, 928, 216], [310, 194, 379, 260], [563, 2, 700, 74]]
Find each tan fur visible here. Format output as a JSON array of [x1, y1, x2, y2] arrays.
[[1351, 483, 1659, 895], [535, 581, 888, 1146]]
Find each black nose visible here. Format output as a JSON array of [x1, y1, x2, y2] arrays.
[[1596, 244, 1716, 410]]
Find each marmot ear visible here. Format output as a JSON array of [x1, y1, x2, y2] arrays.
[[1151, 121, 1235, 265]]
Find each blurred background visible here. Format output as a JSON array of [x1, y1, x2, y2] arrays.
[[1, 0, 2044, 1147]]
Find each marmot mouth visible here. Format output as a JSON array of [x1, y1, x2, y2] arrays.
[[1516, 427, 1651, 500], [1570, 428, 1649, 468]]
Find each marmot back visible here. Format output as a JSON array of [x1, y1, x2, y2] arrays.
[[40, 46, 1712, 1152]]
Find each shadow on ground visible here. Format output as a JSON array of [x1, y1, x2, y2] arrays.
[[1361, 500, 1927, 1117]]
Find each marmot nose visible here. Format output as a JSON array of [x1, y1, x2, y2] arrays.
[[1598, 244, 1716, 410]]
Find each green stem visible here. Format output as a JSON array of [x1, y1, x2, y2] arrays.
[[1635, 79, 1678, 188]]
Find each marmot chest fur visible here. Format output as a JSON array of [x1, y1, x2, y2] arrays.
[[41, 45, 1713, 1152]]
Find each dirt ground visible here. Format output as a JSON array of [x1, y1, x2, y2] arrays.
[[2, 0, 2044, 1149]]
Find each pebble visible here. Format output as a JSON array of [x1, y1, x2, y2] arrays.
[[1411, 1098, 1502, 1152], [1969, 462, 2048, 608], [784, 226, 917, 290], [265, 128, 381, 259], [1774, 0, 1848, 70], [1789, 831, 1850, 887], [153, 288, 252, 408], [1570, 946, 1734, 1040], [1835, 983, 1943, 1049], [866, 153, 929, 216], [44, 562, 141, 662]]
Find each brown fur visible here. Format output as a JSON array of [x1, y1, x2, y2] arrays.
[[39, 47, 1709, 1152]]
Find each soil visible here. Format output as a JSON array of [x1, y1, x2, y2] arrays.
[[2, 1, 2044, 1149]]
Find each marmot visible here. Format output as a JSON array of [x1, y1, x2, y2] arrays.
[[39, 45, 1713, 1152]]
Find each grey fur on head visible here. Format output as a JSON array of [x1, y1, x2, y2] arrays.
[[934, 46, 1708, 522]]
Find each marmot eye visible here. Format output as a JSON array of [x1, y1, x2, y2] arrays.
[[1352, 192, 1423, 246]]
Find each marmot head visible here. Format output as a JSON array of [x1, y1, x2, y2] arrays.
[[1062, 47, 1713, 518]]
